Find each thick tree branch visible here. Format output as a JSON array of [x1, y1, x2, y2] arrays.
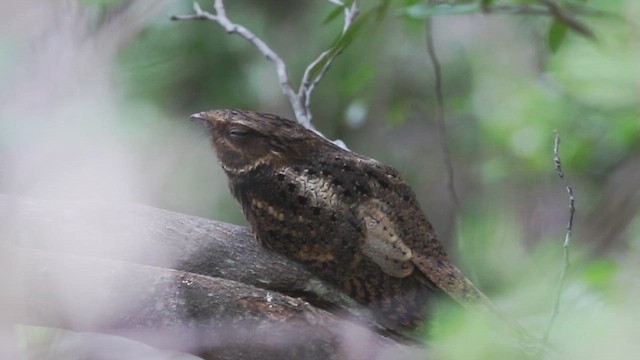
[[4, 246, 417, 360], [0, 194, 410, 346], [0, 194, 373, 316]]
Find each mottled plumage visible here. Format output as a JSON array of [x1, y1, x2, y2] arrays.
[[191, 109, 495, 332]]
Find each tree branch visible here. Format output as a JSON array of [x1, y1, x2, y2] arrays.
[[540, 0, 596, 38], [483, 2, 603, 38], [171, 0, 360, 132], [5, 246, 416, 360], [1, 194, 373, 316], [171, 1, 303, 122], [0, 194, 411, 345], [299, 1, 360, 127]]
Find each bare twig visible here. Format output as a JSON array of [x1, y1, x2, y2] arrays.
[[171, 1, 303, 122], [425, 20, 463, 251], [172, 0, 360, 131], [543, 131, 576, 343]]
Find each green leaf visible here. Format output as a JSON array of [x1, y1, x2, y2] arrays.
[[343, 64, 376, 95], [322, 5, 344, 25], [309, 12, 372, 81], [480, 0, 495, 8], [404, 3, 480, 18], [375, 0, 391, 22], [582, 260, 618, 295], [548, 20, 568, 53], [322, 0, 355, 25], [387, 101, 409, 127], [333, 13, 369, 49], [402, 0, 423, 6]]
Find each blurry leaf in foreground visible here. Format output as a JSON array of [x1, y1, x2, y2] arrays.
[[374, 0, 391, 22], [322, 3, 345, 25], [427, 302, 520, 359], [549, 20, 568, 53], [386, 101, 409, 127], [308, 10, 372, 82], [582, 259, 619, 296], [481, 0, 495, 9], [343, 63, 376, 95]]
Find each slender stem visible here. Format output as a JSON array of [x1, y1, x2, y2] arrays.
[[172, 0, 360, 132], [540, 0, 596, 38], [172, 1, 306, 123], [298, 1, 360, 127], [425, 20, 462, 247], [543, 131, 576, 343]]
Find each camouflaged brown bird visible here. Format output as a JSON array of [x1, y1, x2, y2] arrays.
[[191, 109, 502, 333]]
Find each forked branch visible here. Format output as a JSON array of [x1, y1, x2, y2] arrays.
[[171, 0, 360, 130]]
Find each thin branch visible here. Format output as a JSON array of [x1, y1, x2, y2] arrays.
[[299, 1, 360, 127], [540, 0, 596, 38], [300, 49, 332, 114], [543, 131, 576, 343], [485, 1, 597, 38], [425, 20, 462, 250], [7, 246, 413, 360], [171, 1, 305, 123], [172, 0, 360, 131], [324, 0, 357, 31]]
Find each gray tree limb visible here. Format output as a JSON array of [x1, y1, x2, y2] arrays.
[[4, 246, 416, 360], [0, 194, 421, 359]]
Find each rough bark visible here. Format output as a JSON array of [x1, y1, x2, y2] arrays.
[[0, 194, 422, 359], [1, 194, 362, 307]]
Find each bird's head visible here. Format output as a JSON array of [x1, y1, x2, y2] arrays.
[[191, 109, 327, 175]]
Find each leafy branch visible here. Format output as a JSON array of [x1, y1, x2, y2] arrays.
[[405, 0, 607, 51]]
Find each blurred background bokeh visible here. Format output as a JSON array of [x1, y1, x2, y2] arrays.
[[1, 0, 639, 358]]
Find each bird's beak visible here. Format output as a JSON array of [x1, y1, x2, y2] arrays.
[[190, 112, 207, 122]]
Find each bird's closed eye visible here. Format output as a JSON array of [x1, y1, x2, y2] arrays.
[[229, 127, 250, 138]]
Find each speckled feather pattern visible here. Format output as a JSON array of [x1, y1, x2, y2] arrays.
[[194, 109, 489, 332]]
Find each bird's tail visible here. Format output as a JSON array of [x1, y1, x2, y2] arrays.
[[412, 255, 552, 357]]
